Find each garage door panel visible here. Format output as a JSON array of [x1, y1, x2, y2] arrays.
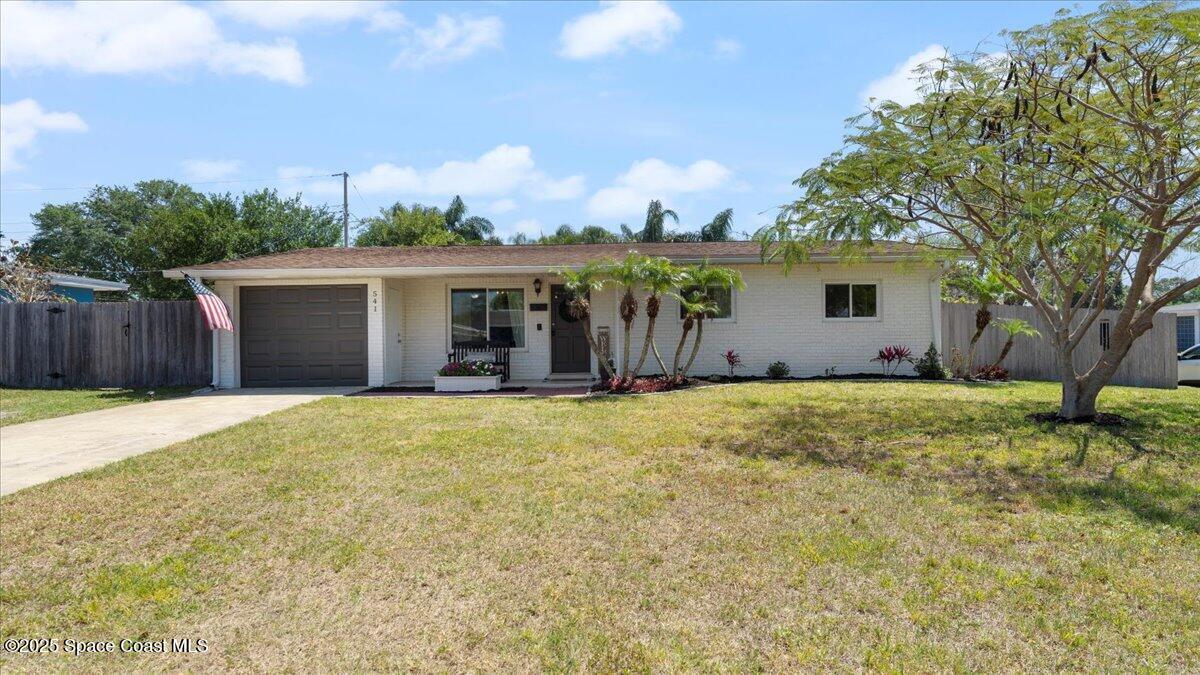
[[239, 284, 367, 387]]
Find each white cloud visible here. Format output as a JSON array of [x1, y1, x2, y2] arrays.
[[181, 159, 241, 182], [488, 198, 518, 214], [860, 44, 947, 107], [394, 15, 503, 69], [509, 219, 544, 238], [216, 1, 407, 32], [587, 158, 731, 219], [0, 1, 306, 86], [0, 99, 87, 173], [291, 145, 584, 202], [559, 1, 681, 60], [713, 38, 742, 60]]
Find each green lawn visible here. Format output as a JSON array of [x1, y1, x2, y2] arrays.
[[1, 381, 1197, 671], [0, 387, 194, 427]]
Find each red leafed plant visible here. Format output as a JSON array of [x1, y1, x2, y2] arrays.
[[722, 349, 743, 376], [869, 344, 914, 377], [973, 364, 1010, 381]]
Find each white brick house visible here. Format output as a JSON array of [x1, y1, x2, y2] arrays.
[[164, 242, 944, 388]]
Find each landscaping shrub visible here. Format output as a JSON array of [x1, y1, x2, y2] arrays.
[[437, 360, 497, 377], [596, 375, 686, 394], [973, 364, 1010, 381], [722, 349, 743, 377], [869, 345, 913, 377], [766, 361, 790, 379], [913, 343, 949, 380]]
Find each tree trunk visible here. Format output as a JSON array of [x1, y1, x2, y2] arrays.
[[964, 303, 991, 377], [631, 315, 654, 377], [681, 318, 705, 376], [672, 322, 692, 376], [650, 338, 669, 376], [1055, 331, 1133, 420], [581, 314, 616, 380], [632, 296, 660, 377], [991, 337, 1015, 369], [621, 320, 632, 379]]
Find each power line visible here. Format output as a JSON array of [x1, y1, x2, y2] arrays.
[[0, 174, 333, 193]]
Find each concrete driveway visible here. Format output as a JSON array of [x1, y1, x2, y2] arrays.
[[0, 387, 357, 496]]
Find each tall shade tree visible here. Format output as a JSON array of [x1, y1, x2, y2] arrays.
[[760, 2, 1198, 419], [677, 261, 745, 377], [551, 261, 616, 380], [640, 200, 679, 243], [604, 252, 650, 378], [355, 203, 464, 247], [28, 182, 339, 299], [631, 257, 682, 377], [444, 195, 495, 242]]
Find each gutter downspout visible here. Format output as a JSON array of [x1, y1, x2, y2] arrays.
[[931, 262, 946, 355], [211, 329, 219, 389]]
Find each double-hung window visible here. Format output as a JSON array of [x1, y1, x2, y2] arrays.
[[679, 285, 734, 321], [450, 288, 526, 347], [824, 283, 878, 319]]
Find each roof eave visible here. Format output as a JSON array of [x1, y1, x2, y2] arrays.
[[163, 254, 940, 280]]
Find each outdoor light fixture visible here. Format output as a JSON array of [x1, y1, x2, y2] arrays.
[[533, 278, 543, 296]]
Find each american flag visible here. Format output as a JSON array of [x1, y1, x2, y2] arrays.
[[184, 274, 234, 332]]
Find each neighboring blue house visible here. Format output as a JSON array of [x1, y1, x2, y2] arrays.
[[0, 272, 129, 302], [47, 273, 129, 301]]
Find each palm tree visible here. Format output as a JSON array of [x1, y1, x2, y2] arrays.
[[672, 293, 718, 378], [551, 261, 616, 380], [990, 318, 1041, 369], [604, 252, 649, 378], [444, 195, 494, 241], [631, 257, 682, 377], [700, 208, 734, 241], [960, 272, 1007, 377], [677, 261, 745, 377], [640, 200, 678, 242]]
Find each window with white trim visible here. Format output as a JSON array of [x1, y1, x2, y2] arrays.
[[825, 283, 877, 318], [679, 285, 734, 321], [450, 288, 525, 347]]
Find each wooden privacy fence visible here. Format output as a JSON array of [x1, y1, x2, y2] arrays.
[[0, 302, 212, 388], [941, 302, 1178, 389]]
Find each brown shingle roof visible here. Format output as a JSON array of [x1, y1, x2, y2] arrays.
[[171, 241, 926, 273]]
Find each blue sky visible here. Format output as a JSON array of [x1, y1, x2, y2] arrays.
[[1, 1, 1087, 244]]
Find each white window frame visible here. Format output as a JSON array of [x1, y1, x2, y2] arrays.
[[822, 281, 881, 322], [446, 285, 529, 352], [677, 284, 737, 324]]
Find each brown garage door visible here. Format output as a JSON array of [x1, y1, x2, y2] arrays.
[[240, 285, 367, 387]]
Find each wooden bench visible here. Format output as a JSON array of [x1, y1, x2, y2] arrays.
[[447, 341, 512, 382]]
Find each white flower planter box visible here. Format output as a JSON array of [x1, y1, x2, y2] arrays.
[[434, 375, 502, 392]]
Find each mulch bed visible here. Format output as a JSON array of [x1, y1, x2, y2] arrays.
[[1026, 411, 1133, 427]]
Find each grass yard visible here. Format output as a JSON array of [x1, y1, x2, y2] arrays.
[[0, 387, 195, 427], [1, 381, 1197, 671]]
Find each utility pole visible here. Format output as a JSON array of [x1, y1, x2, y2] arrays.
[[333, 171, 349, 247]]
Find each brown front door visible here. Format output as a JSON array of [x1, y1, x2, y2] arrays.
[[550, 285, 590, 374]]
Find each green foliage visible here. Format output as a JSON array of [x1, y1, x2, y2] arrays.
[[355, 203, 464, 248], [766, 361, 791, 379], [758, 1, 1198, 417], [993, 318, 1041, 340], [701, 208, 735, 242], [28, 181, 339, 299], [444, 195, 495, 242], [639, 199, 678, 242], [511, 224, 626, 245], [913, 343, 949, 380]]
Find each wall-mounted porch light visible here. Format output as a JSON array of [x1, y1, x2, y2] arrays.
[[533, 278, 543, 297]]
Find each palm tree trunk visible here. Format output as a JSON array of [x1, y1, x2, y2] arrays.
[[681, 318, 705, 376], [672, 324, 692, 376], [991, 337, 1015, 369], [650, 338, 669, 376], [964, 303, 991, 377], [621, 320, 632, 379], [632, 315, 655, 377], [582, 315, 616, 380]]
